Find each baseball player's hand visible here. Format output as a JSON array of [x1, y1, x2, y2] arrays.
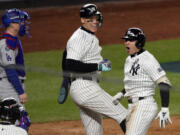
[[98, 59, 111, 71], [155, 107, 172, 128], [19, 93, 27, 103], [112, 92, 124, 105]]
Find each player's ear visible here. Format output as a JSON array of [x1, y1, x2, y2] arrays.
[[81, 18, 86, 24]]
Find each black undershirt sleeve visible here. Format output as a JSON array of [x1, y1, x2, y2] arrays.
[[65, 59, 98, 73], [158, 82, 171, 107]]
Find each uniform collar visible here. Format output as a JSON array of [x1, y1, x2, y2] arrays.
[[80, 26, 94, 35], [2, 32, 18, 40], [131, 49, 145, 58]]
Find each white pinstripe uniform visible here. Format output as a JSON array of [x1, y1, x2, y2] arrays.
[[0, 125, 27, 135], [66, 27, 127, 135], [124, 50, 166, 135]]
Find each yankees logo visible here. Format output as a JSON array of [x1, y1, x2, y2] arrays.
[[129, 59, 140, 76], [88, 7, 96, 13]]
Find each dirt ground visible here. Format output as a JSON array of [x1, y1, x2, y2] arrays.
[[15, 0, 180, 134], [29, 116, 180, 135]]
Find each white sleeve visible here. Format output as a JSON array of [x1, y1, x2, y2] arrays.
[[143, 57, 166, 82], [66, 36, 89, 61], [1, 45, 16, 66]]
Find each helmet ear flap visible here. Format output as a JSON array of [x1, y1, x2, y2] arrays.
[[135, 33, 145, 49]]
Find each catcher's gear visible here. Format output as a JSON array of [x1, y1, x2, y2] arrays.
[[155, 107, 172, 128], [58, 77, 71, 104], [80, 3, 103, 27], [19, 110, 31, 131], [18, 11, 31, 37], [112, 92, 124, 105], [0, 97, 21, 124], [122, 27, 146, 49], [98, 59, 111, 72], [1, 8, 31, 37]]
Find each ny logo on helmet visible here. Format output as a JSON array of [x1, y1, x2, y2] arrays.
[[88, 7, 96, 13]]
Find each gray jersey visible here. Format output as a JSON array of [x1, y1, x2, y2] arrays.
[[0, 125, 27, 135], [0, 38, 18, 77], [0, 36, 23, 105], [66, 27, 127, 135]]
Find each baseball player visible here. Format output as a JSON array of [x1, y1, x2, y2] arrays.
[[112, 27, 172, 135], [0, 97, 28, 135], [63, 3, 128, 135], [0, 8, 31, 131]]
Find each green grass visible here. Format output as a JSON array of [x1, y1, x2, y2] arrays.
[[24, 39, 180, 123]]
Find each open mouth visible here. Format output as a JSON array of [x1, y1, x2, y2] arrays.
[[126, 47, 130, 50]]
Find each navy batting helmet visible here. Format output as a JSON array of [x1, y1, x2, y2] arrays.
[[80, 3, 103, 27], [0, 97, 21, 123], [122, 27, 146, 49]]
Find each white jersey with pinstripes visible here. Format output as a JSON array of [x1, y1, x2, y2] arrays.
[[0, 124, 27, 135], [67, 27, 103, 64], [66, 27, 127, 135], [124, 50, 166, 98], [123, 50, 165, 135]]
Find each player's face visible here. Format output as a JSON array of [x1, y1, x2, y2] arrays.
[[124, 40, 140, 55], [7, 22, 21, 36], [81, 15, 99, 33]]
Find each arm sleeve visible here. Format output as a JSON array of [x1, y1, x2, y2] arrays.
[[158, 82, 171, 107], [66, 59, 98, 73], [5, 68, 24, 95]]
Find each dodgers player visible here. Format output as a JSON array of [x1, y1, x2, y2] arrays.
[[0, 8, 30, 105], [113, 27, 172, 135], [0, 97, 28, 135], [63, 3, 127, 135], [0, 8, 31, 131]]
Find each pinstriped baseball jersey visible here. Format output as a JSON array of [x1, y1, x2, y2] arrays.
[[124, 50, 166, 98], [66, 27, 127, 135], [0, 124, 27, 135], [66, 27, 103, 64]]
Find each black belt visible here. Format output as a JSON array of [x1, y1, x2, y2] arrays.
[[71, 77, 99, 82], [128, 97, 145, 104]]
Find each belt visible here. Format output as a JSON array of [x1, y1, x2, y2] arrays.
[[128, 97, 145, 104], [71, 76, 99, 82]]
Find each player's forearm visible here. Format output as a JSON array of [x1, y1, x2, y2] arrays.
[[65, 59, 98, 73], [157, 76, 171, 107], [159, 83, 170, 107], [5, 68, 24, 95]]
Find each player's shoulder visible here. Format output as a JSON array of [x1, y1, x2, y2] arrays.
[[68, 27, 91, 44], [141, 50, 157, 61], [141, 50, 160, 66], [1, 33, 19, 50]]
